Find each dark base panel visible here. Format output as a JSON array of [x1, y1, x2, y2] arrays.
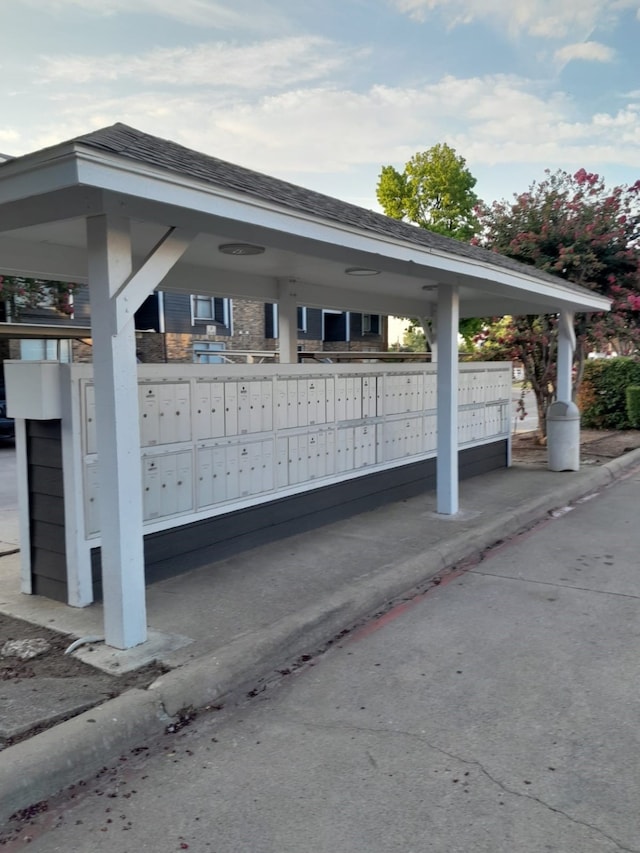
[[26, 420, 67, 603], [90, 440, 508, 597]]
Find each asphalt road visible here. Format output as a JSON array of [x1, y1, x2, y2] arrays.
[[6, 464, 640, 852]]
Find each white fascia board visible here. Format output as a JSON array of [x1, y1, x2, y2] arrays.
[[74, 149, 610, 315], [0, 149, 81, 205]]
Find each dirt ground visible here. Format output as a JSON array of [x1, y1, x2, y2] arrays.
[[511, 428, 640, 465], [0, 615, 168, 746], [2, 427, 639, 746]]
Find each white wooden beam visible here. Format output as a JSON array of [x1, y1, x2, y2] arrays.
[[436, 285, 459, 515], [86, 213, 147, 649], [277, 279, 299, 364], [115, 227, 197, 329], [0, 187, 105, 232]]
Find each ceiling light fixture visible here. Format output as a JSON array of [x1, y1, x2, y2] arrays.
[[345, 267, 380, 276], [421, 284, 438, 291], [218, 243, 265, 256]]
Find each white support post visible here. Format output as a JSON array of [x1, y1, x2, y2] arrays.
[[436, 285, 459, 515], [87, 215, 147, 649], [277, 279, 299, 364], [557, 310, 575, 403]]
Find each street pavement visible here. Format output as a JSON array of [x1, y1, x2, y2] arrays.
[[3, 465, 640, 852]]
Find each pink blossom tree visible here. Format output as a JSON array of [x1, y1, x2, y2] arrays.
[[0, 276, 76, 322], [473, 169, 640, 439]]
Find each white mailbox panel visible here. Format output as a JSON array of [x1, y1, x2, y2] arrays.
[[84, 461, 101, 536], [224, 383, 239, 436], [84, 384, 97, 454], [276, 436, 289, 488], [139, 384, 161, 447], [424, 414, 437, 452]]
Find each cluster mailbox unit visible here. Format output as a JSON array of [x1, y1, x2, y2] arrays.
[[6, 360, 512, 606]]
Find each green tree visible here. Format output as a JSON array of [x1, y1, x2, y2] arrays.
[[376, 143, 479, 240], [474, 169, 640, 440]]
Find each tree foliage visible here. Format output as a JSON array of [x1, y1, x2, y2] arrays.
[[474, 168, 640, 439], [377, 143, 479, 240], [0, 275, 75, 321]]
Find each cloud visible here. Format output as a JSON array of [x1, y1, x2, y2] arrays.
[[555, 41, 616, 63], [19, 73, 640, 186], [25, 0, 291, 32], [39, 37, 357, 89], [391, 0, 637, 39]]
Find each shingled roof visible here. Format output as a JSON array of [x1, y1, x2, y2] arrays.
[[53, 123, 601, 304]]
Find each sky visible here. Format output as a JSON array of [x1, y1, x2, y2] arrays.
[[1, 0, 639, 210]]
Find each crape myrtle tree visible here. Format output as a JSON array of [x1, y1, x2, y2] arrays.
[[473, 169, 640, 440], [0, 275, 76, 321], [376, 143, 482, 351]]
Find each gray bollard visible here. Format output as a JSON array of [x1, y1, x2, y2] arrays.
[[547, 401, 580, 471]]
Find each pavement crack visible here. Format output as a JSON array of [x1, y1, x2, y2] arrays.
[[294, 718, 639, 853], [472, 570, 640, 601]]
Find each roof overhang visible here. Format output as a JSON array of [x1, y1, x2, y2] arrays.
[[0, 133, 611, 320]]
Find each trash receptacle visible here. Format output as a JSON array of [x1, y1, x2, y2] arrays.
[[547, 401, 580, 471]]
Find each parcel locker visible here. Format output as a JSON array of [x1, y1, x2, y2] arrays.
[[424, 414, 437, 452], [158, 383, 191, 444], [194, 381, 225, 440], [336, 427, 355, 473], [251, 381, 273, 432], [423, 373, 437, 412], [159, 452, 193, 517]]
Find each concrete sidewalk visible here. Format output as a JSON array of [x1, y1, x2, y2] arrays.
[[1, 449, 640, 825]]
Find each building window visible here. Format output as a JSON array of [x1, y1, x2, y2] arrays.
[[191, 296, 230, 327], [193, 341, 227, 364], [362, 313, 380, 335], [20, 339, 72, 362], [270, 305, 308, 335]]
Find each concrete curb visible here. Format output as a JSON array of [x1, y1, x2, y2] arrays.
[[2, 450, 640, 826]]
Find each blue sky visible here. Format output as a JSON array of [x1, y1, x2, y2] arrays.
[[1, 0, 639, 209]]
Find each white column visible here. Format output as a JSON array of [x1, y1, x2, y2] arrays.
[[60, 366, 93, 606], [87, 214, 147, 649], [557, 310, 575, 402], [436, 285, 459, 515], [277, 279, 299, 364]]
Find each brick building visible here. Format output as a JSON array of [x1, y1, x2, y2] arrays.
[[3, 286, 387, 365]]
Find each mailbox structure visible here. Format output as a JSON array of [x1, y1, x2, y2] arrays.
[[0, 123, 610, 647], [6, 359, 511, 607]]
